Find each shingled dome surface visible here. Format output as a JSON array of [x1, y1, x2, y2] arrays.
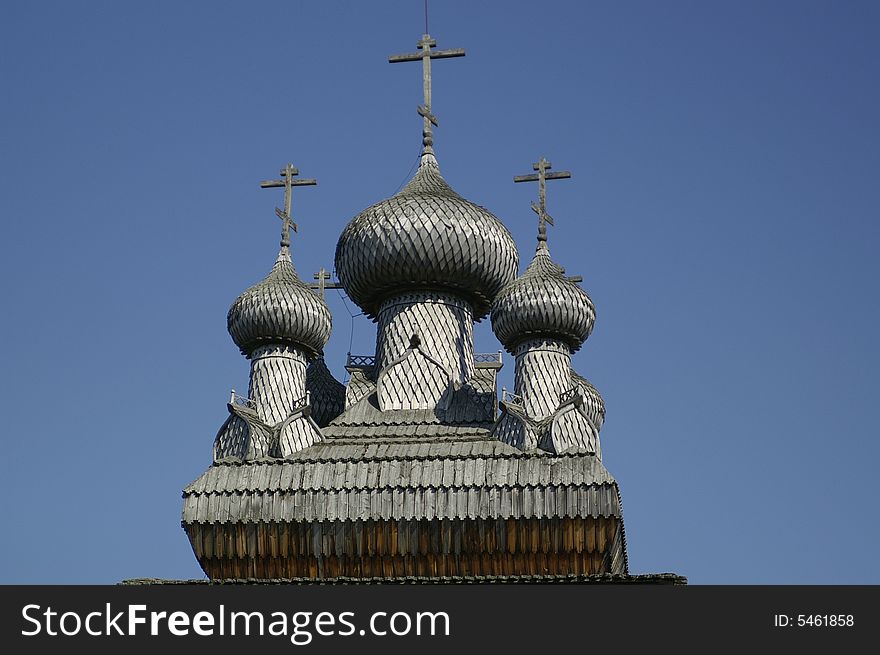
[[228, 248, 331, 357], [335, 152, 518, 320], [492, 242, 596, 353]]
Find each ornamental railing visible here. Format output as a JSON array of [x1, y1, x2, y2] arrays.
[[347, 352, 501, 368], [345, 350, 501, 368], [501, 388, 524, 408], [474, 351, 503, 364], [292, 391, 311, 411], [229, 389, 257, 410], [229, 390, 310, 411], [346, 353, 376, 368], [559, 386, 582, 405]]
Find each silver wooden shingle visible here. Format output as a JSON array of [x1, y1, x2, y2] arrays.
[[491, 242, 594, 354], [305, 354, 345, 427], [228, 246, 331, 358], [335, 150, 518, 321]]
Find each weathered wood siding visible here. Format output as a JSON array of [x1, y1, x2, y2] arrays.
[[185, 516, 621, 579]]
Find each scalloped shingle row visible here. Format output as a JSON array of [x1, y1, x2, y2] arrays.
[[182, 484, 620, 523], [183, 437, 620, 524]]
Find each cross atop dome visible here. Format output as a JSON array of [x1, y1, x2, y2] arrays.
[[260, 163, 317, 249], [308, 266, 343, 297], [389, 34, 465, 149], [514, 157, 572, 243]]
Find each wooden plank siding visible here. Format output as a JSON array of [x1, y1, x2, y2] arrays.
[[186, 516, 620, 580]]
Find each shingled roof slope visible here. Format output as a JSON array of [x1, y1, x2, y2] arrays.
[[185, 435, 621, 524]]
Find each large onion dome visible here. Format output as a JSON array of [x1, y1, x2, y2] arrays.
[[491, 241, 595, 353], [228, 246, 332, 358], [335, 150, 518, 320]]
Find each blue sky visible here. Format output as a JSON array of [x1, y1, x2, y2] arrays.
[[1, 0, 877, 584]]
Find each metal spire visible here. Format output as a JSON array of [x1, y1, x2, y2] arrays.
[[260, 163, 317, 249], [514, 157, 572, 243], [388, 34, 465, 149]]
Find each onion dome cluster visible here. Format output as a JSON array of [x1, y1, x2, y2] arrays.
[[334, 152, 518, 320], [227, 248, 332, 358], [491, 242, 595, 353]]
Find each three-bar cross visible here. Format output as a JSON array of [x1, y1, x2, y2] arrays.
[[308, 266, 343, 297], [514, 157, 571, 242], [388, 34, 465, 146], [260, 163, 317, 247]]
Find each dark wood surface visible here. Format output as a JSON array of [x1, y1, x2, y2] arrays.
[[186, 516, 621, 579]]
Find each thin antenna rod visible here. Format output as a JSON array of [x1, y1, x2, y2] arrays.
[[425, 0, 429, 34]]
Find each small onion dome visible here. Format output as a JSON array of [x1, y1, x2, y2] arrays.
[[227, 247, 331, 358], [572, 371, 606, 432], [491, 242, 595, 353], [335, 150, 518, 320]]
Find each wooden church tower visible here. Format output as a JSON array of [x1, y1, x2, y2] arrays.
[[181, 30, 639, 582]]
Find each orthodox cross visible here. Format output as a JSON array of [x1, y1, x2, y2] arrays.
[[308, 266, 343, 297], [259, 163, 317, 247], [388, 34, 465, 147], [514, 157, 571, 242]]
